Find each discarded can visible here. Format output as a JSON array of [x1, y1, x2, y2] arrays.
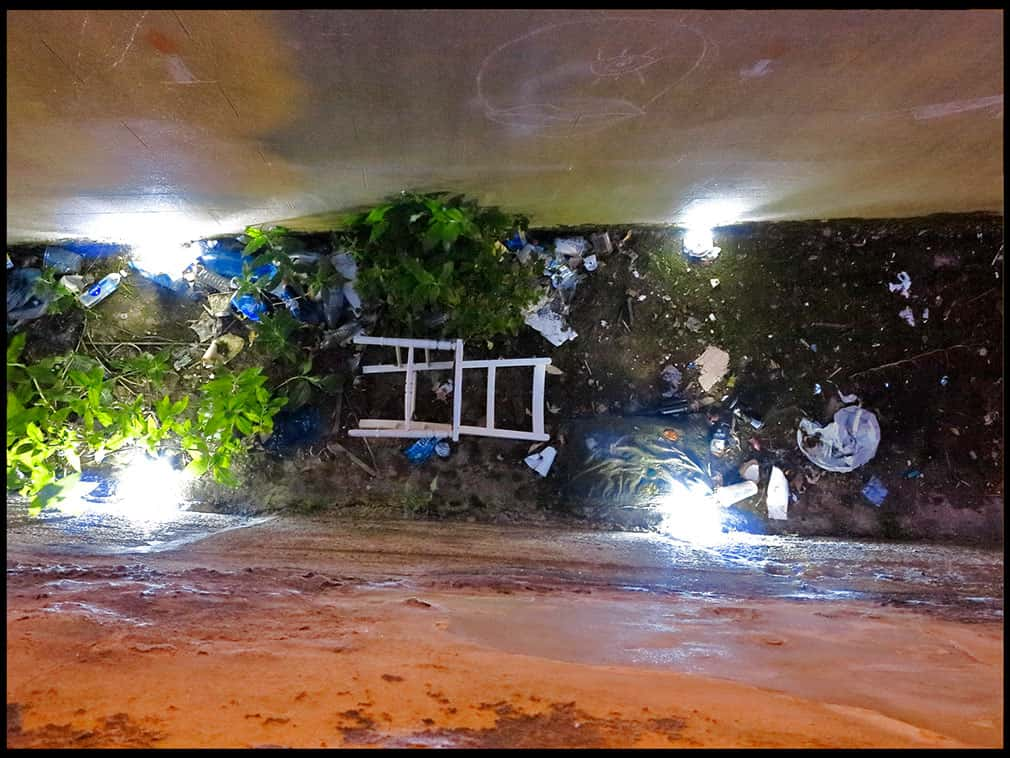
[[43, 246, 84, 274], [78, 272, 121, 308]]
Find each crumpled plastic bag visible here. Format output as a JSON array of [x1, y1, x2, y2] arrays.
[[797, 405, 880, 472]]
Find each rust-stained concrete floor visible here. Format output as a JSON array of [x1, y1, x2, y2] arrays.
[[6, 9, 1003, 245]]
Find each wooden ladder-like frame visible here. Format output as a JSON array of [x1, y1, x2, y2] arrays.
[[348, 336, 550, 442]]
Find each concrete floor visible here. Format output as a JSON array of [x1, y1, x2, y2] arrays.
[[6, 9, 1004, 246]]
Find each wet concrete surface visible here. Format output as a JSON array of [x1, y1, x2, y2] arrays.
[[6, 515, 1003, 747]]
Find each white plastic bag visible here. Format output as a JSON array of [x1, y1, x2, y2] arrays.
[[797, 405, 880, 472]]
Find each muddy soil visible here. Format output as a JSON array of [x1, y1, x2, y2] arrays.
[[6, 519, 1004, 748], [8, 214, 1004, 544]]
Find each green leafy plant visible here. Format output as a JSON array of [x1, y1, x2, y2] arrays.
[[347, 192, 541, 342], [274, 355, 343, 410], [36, 267, 80, 316], [7, 333, 287, 510], [242, 224, 292, 255], [252, 309, 304, 367], [180, 366, 288, 486]]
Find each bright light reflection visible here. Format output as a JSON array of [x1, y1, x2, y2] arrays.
[[114, 451, 190, 523], [129, 241, 200, 279], [683, 227, 716, 255], [54, 451, 191, 525], [655, 479, 728, 546], [678, 198, 749, 255]]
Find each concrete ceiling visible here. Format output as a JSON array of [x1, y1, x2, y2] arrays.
[[5, 9, 1004, 244]]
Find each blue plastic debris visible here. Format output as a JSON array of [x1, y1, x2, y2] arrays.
[[199, 246, 251, 279], [404, 437, 440, 464], [263, 406, 322, 454], [861, 476, 888, 507], [7, 268, 51, 325], [903, 469, 922, 479], [78, 470, 117, 501], [128, 260, 196, 298], [54, 241, 124, 259], [504, 230, 527, 252], [231, 292, 267, 322], [42, 246, 84, 274]]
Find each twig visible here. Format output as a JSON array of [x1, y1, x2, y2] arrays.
[[849, 345, 970, 378], [810, 322, 852, 329], [327, 441, 378, 478], [360, 436, 378, 472]]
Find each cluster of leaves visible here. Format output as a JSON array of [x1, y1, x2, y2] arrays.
[[36, 267, 81, 316], [252, 309, 304, 367], [6, 333, 287, 511], [345, 192, 541, 342], [180, 367, 288, 486]]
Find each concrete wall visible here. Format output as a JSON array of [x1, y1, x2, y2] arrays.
[[6, 9, 1004, 244]]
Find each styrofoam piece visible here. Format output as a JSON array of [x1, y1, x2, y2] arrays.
[[524, 445, 557, 477]]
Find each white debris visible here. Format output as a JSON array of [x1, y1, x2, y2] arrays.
[[524, 297, 577, 346], [434, 380, 453, 402], [694, 345, 730, 393], [898, 306, 916, 326], [524, 445, 557, 477], [766, 466, 789, 520], [888, 271, 912, 298], [583, 254, 598, 271], [554, 237, 588, 258], [713, 480, 758, 508], [710, 278, 720, 288], [797, 406, 881, 472], [740, 460, 760, 483]]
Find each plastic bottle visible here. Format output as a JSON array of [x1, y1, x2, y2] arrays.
[[199, 249, 249, 279], [766, 466, 789, 519], [43, 246, 84, 274], [193, 266, 235, 293], [78, 272, 121, 308]]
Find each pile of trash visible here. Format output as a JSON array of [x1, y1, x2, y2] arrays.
[[519, 232, 613, 346], [7, 243, 126, 333]]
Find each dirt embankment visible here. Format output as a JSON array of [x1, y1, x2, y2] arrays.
[[189, 214, 1003, 546]]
